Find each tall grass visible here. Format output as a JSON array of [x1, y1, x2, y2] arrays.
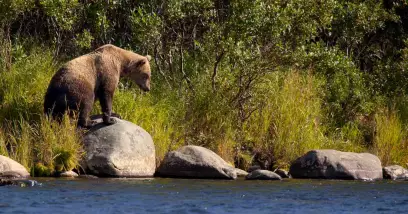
[[0, 49, 83, 175], [373, 109, 408, 166], [5, 120, 33, 168], [0, 129, 7, 156], [38, 115, 84, 172], [0, 49, 54, 122], [241, 71, 327, 169], [0, 115, 83, 173]]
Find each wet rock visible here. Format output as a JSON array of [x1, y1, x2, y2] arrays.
[[0, 179, 40, 187], [289, 150, 383, 180], [0, 179, 13, 186], [57, 171, 79, 178], [156, 145, 237, 179], [383, 165, 408, 180], [17, 180, 40, 187], [235, 168, 249, 177], [245, 170, 282, 180], [274, 169, 290, 178], [0, 155, 30, 178], [78, 174, 99, 179], [82, 118, 155, 177]]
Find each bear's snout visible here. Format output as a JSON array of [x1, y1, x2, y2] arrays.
[[138, 82, 150, 92], [142, 86, 150, 92], [142, 80, 151, 92]]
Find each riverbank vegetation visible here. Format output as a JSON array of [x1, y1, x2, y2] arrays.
[[1, 0, 408, 175]]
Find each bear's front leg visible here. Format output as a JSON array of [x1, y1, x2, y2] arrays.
[[97, 88, 117, 125]]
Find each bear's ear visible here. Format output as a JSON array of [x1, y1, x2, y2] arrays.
[[136, 58, 147, 67], [123, 60, 141, 75], [146, 55, 152, 61]]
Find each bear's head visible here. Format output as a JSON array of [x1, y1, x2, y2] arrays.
[[123, 55, 152, 92]]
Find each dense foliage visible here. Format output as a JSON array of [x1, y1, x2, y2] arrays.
[[1, 0, 408, 173]]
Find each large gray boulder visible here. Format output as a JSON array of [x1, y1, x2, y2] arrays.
[[156, 145, 237, 179], [0, 155, 30, 178], [82, 118, 155, 177], [289, 150, 383, 180], [246, 170, 282, 180], [383, 165, 408, 180]]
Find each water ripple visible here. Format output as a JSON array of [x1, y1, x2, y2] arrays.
[[0, 178, 407, 213]]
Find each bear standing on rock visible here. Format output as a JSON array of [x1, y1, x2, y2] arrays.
[[44, 44, 151, 128]]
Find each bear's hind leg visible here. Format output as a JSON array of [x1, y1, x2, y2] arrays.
[[44, 90, 67, 123], [77, 100, 95, 129], [44, 99, 67, 124], [97, 89, 116, 125]]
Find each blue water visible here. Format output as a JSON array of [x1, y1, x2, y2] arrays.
[[1, 178, 408, 213]]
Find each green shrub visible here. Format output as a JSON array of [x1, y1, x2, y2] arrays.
[[303, 44, 373, 127], [32, 162, 53, 177]]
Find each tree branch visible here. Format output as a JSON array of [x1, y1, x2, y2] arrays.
[[212, 50, 225, 91]]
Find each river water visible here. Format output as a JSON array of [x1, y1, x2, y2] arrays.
[[1, 178, 407, 213]]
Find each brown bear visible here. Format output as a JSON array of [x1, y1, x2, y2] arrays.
[[44, 44, 151, 128]]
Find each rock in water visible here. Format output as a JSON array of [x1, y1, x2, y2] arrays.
[[383, 165, 408, 180], [274, 169, 290, 178], [78, 174, 99, 179], [0, 155, 30, 178], [0, 179, 13, 186], [245, 170, 282, 180], [82, 119, 155, 177], [289, 150, 383, 180], [156, 145, 237, 179], [235, 168, 249, 177], [57, 171, 79, 178]]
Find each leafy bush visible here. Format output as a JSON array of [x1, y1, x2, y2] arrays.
[[302, 44, 372, 127]]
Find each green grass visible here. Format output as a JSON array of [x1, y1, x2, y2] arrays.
[[241, 71, 328, 169], [0, 49, 83, 175], [0, 129, 7, 156], [0, 115, 83, 174], [373, 109, 408, 166]]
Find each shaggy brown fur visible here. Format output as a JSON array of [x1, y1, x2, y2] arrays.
[[44, 44, 151, 128]]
